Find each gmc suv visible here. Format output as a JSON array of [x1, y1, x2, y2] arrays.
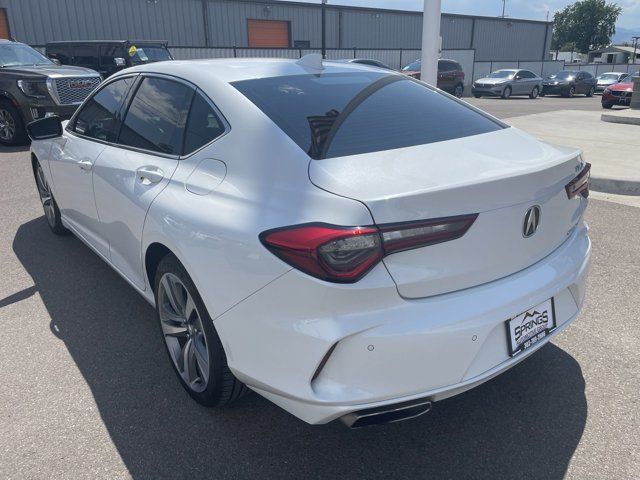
[[0, 39, 101, 145]]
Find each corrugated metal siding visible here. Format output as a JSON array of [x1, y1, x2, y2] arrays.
[[473, 19, 548, 61], [0, 0, 551, 61], [339, 9, 421, 49], [441, 16, 473, 49], [0, 0, 205, 45]]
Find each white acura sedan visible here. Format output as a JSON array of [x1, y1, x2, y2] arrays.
[[27, 55, 591, 427]]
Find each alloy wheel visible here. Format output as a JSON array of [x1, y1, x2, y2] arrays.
[[569, 86, 575, 98], [35, 163, 56, 228], [0, 108, 16, 141], [531, 87, 539, 99], [454, 85, 463, 98], [158, 273, 211, 393]]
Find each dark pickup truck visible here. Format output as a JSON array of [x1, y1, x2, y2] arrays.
[[46, 40, 173, 78]]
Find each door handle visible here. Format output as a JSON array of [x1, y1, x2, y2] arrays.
[[136, 166, 164, 185], [77, 159, 93, 171]]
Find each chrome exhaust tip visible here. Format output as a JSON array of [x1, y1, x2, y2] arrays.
[[340, 398, 432, 428]]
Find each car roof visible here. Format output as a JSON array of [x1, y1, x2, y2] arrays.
[[116, 57, 399, 84], [46, 40, 169, 46]]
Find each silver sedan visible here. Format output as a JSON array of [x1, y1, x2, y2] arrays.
[[472, 69, 543, 99]]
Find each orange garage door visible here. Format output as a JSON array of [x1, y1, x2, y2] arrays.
[[248, 19, 290, 48], [0, 10, 10, 39]]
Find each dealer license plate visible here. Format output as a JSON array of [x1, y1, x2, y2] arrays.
[[506, 298, 556, 357]]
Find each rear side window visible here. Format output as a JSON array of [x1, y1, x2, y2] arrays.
[[183, 91, 226, 154], [73, 77, 134, 142], [119, 77, 194, 155], [233, 72, 502, 159]]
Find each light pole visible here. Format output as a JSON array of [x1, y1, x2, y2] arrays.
[[420, 0, 441, 86], [321, 0, 327, 59], [632, 36, 639, 65]]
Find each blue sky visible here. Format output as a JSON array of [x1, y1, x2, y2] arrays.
[[290, 0, 640, 30]]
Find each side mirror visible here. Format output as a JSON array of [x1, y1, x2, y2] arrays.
[[50, 58, 61, 66], [514, 75, 522, 80], [114, 57, 126, 67], [27, 116, 63, 141]]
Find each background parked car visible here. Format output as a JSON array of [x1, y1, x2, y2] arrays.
[[601, 72, 639, 109], [0, 39, 100, 145], [401, 59, 465, 97], [595, 72, 630, 93], [46, 40, 173, 78], [472, 69, 542, 99], [334, 58, 393, 70], [541, 71, 596, 98]]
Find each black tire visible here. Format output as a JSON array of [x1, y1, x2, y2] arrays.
[[154, 254, 249, 407], [473, 94, 481, 98], [586, 86, 594, 97], [0, 100, 27, 146], [529, 86, 539, 99], [501, 86, 512, 99], [453, 84, 464, 98], [602, 103, 613, 109], [564, 86, 576, 98], [33, 159, 68, 235]]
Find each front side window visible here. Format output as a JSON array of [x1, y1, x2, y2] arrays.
[[183, 91, 226, 154], [233, 72, 503, 159], [73, 77, 135, 142], [47, 46, 71, 65], [119, 77, 193, 155], [73, 45, 98, 69], [99, 45, 126, 68]]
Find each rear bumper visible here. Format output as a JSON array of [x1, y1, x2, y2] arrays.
[[215, 222, 591, 424]]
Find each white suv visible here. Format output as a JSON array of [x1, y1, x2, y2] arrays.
[[28, 57, 591, 427]]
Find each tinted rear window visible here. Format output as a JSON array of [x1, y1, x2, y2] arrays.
[[233, 72, 502, 159]]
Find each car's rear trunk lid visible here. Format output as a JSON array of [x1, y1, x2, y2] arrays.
[[309, 127, 586, 298]]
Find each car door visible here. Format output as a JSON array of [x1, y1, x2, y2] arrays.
[[92, 75, 194, 289], [48, 75, 136, 257], [437, 61, 452, 91]]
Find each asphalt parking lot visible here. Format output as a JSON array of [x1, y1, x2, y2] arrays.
[[465, 93, 614, 119], [1, 124, 639, 478]]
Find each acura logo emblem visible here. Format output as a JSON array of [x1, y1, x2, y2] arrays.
[[523, 206, 541, 238]]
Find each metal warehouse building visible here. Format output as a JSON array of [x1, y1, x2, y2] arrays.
[[0, 0, 552, 62]]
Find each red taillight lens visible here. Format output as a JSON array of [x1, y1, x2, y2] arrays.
[[260, 214, 478, 283], [259, 224, 383, 282], [566, 162, 591, 199]]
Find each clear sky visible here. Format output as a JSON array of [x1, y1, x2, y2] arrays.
[[288, 0, 640, 30]]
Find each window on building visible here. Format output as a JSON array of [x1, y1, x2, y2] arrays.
[[247, 19, 290, 48]]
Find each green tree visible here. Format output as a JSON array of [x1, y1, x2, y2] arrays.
[[552, 0, 622, 53]]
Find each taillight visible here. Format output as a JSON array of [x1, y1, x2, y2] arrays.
[[260, 214, 478, 283], [565, 162, 591, 199]]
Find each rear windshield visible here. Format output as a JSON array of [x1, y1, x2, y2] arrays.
[[232, 72, 503, 159]]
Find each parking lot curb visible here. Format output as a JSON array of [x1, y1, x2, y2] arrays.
[[600, 111, 640, 126], [590, 175, 640, 196]]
